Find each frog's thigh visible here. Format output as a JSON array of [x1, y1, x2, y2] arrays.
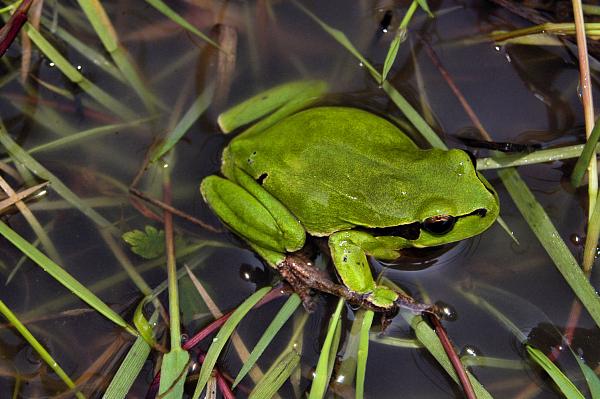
[[328, 231, 399, 308], [201, 175, 305, 265]]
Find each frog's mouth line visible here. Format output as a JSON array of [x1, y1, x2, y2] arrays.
[[363, 208, 487, 240]]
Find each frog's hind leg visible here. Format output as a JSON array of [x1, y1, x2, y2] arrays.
[[200, 171, 306, 267]]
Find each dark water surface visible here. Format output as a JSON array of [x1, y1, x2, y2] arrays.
[[0, 1, 597, 398]]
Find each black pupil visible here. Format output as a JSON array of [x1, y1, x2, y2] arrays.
[[422, 215, 456, 235]]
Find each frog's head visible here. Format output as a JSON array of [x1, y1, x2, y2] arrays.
[[408, 149, 499, 247]]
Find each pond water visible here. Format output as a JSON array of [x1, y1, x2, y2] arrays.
[[0, 0, 597, 398]]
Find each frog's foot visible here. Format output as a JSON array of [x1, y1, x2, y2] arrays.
[[278, 263, 317, 312], [278, 254, 424, 315]]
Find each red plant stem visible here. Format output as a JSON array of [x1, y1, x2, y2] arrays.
[[197, 352, 235, 399], [0, 0, 33, 57], [182, 285, 287, 350], [428, 314, 477, 399]]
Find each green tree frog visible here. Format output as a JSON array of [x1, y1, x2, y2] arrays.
[[201, 81, 499, 313]]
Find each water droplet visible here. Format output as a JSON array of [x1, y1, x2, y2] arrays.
[[570, 233, 584, 246], [358, 62, 364, 68], [49, 62, 55, 67], [435, 301, 458, 321], [460, 345, 482, 357]]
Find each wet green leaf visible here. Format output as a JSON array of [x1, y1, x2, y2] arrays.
[[122, 226, 165, 259]]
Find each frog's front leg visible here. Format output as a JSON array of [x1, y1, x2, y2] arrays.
[[328, 231, 428, 313]]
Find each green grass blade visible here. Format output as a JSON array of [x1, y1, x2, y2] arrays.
[[406, 314, 493, 399], [145, 0, 220, 49], [133, 296, 157, 347], [571, 117, 600, 187], [309, 298, 345, 399], [192, 286, 271, 399], [159, 348, 190, 398], [574, 354, 600, 399], [583, 197, 600, 272], [23, 24, 137, 120], [150, 84, 214, 161], [248, 350, 301, 399], [294, 2, 447, 150], [0, 220, 136, 335], [416, 0, 434, 16], [102, 335, 152, 399], [381, 1, 418, 82], [0, 121, 119, 236], [233, 294, 301, 387], [477, 144, 599, 170], [217, 80, 328, 133], [498, 168, 600, 327], [356, 310, 374, 399], [0, 300, 85, 399], [526, 345, 584, 399]]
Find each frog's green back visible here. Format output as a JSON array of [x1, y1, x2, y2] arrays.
[[224, 107, 495, 236]]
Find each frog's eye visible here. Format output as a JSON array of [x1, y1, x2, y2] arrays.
[[422, 215, 456, 235]]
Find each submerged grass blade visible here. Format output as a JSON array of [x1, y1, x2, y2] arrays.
[[571, 117, 600, 187], [574, 354, 600, 399], [233, 294, 301, 387], [76, 0, 161, 111], [309, 298, 345, 399], [145, 0, 220, 49], [406, 314, 493, 399], [356, 310, 374, 399], [0, 220, 136, 335], [498, 168, 600, 327], [0, 121, 119, 236], [23, 117, 154, 156], [151, 84, 214, 161], [40, 15, 125, 83], [23, 23, 137, 120], [0, 300, 85, 399], [192, 286, 271, 399], [248, 350, 301, 399], [526, 345, 584, 399]]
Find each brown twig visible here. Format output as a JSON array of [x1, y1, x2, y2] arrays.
[[129, 187, 222, 233]]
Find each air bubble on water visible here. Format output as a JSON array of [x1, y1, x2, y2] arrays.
[[460, 345, 481, 357]]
